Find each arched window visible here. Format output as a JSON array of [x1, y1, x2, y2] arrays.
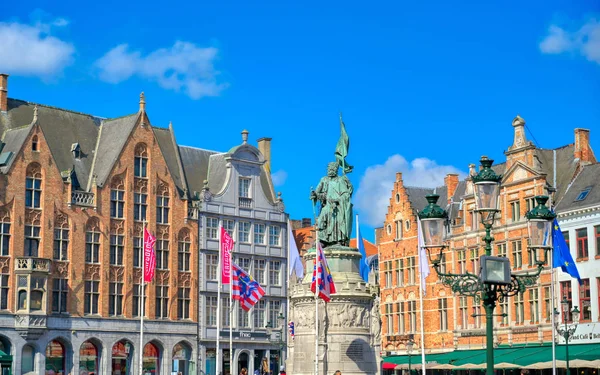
[[143, 342, 160, 375], [80, 341, 99, 374], [112, 340, 133, 375], [156, 183, 170, 224], [110, 224, 125, 266], [134, 144, 148, 178], [22, 344, 35, 374], [0, 209, 10, 256], [53, 214, 69, 261], [45, 340, 65, 375], [178, 230, 191, 272], [110, 177, 125, 219], [156, 231, 169, 270], [32, 135, 38, 152], [25, 163, 42, 208], [85, 218, 101, 264], [172, 342, 191, 375], [134, 184, 147, 222]]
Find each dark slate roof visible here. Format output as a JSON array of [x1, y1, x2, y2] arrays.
[[178, 146, 217, 196], [90, 113, 139, 188], [555, 163, 600, 212], [405, 186, 435, 213], [0, 99, 102, 187], [153, 125, 188, 197], [0, 125, 33, 172], [536, 145, 578, 202], [207, 153, 228, 193]]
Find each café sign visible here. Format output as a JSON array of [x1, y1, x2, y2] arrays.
[[557, 323, 600, 344]]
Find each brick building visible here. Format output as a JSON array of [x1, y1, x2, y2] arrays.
[[0, 73, 267, 375], [378, 115, 597, 362]]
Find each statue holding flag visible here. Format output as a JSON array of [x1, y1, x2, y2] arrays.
[[310, 114, 354, 247]]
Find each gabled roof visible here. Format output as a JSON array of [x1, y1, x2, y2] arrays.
[[555, 163, 600, 212], [0, 124, 33, 173], [153, 125, 188, 197], [178, 146, 218, 196], [1, 99, 102, 187], [405, 186, 435, 213], [536, 145, 578, 202], [89, 113, 139, 188]]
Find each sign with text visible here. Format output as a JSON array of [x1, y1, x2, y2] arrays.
[[557, 322, 600, 344], [219, 330, 268, 339]]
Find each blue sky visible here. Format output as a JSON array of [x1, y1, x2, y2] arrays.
[[1, 1, 599, 242]]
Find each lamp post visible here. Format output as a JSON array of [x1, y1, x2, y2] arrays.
[[406, 335, 415, 375], [418, 156, 556, 375], [266, 313, 286, 370], [555, 298, 580, 374]]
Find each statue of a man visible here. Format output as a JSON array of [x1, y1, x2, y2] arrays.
[[310, 162, 353, 247]]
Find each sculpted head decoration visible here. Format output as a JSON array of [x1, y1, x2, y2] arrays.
[[327, 162, 339, 177]]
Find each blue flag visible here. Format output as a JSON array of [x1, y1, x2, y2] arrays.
[[356, 215, 369, 282], [552, 219, 582, 285]]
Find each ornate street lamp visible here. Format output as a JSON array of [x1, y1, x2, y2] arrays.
[[266, 313, 286, 370], [555, 299, 580, 374], [418, 156, 556, 375], [406, 335, 415, 375]]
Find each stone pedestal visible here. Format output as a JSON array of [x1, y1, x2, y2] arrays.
[[287, 245, 380, 375]]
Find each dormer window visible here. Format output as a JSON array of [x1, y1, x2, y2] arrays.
[[32, 135, 38, 152], [575, 187, 592, 202], [71, 143, 81, 159]]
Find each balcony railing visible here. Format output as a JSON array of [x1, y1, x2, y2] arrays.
[[15, 257, 51, 273], [239, 197, 252, 208], [70, 191, 95, 207]]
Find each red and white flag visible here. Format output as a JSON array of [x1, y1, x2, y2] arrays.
[[143, 228, 157, 282], [221, 226, 234, 285], [310, 242, 337, 302]]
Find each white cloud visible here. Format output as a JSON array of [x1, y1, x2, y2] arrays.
[[354, 154, 465, 227], [271, 170, 288, 186], [0, 18, 74, 77], [540, 19, 600, 64], [95, 41, 228, 99]]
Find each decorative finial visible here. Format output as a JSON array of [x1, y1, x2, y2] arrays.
[[33, 105, 38, 123], [339, 112, 343, 122], [512, 114, 525, 127], [168, 121, 173, 129], [469, 163, 476, 176], [139, 92, 146, 112], [241, 129, 249, 144]]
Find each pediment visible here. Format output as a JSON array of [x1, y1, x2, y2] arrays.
[[502, 161, 543, 184]]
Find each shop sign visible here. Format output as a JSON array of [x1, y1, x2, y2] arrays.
[[557, 323, 600, 344], [219, 331, 268, 339], [460, 330, 485, 337]]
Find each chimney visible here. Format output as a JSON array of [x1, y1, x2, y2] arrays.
[[574, 128, 592, 163], [257, 137, 272, 173], [0, 74, 8, 112], [302, 218, 311, 228], [509, 115, 530, 150], [444, 173, 459, 203]]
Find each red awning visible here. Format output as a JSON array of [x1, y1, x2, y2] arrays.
[[383, 362, 397, 370]]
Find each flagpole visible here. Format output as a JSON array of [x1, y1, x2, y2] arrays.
[[551, 250, 557, 375], [139, 221, 146, 375], [286, 219, 292, 369], [417, 217, 427, 375], [315, 231, 319, 375], [217, 226, 222, 375], [229, 241, 233, 375], [418, 266, 426, 375]]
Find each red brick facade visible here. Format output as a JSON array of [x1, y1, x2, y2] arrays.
[[378, 117, 596, 354]]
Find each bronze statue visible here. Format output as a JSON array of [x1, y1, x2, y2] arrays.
[[310, 116, 354, 247]]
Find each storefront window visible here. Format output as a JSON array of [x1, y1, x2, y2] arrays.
[[143, 342, 160, 375], [112, 341, 132, 375], [172, 343, 190, 375], [79, 341, 99, 375], [45, 340, 65, 375], [205, 349, 216, 375], [22, 345, 35, 374]]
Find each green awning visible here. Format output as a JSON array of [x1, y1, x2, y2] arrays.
[[383, 343, 600, 369], [0, 348, 12, 362]]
